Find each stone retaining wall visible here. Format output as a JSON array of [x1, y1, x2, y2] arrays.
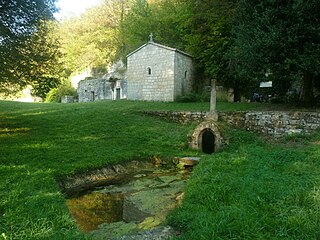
[[143, 110, 320, 137], [142, 111, 207, 124], [244, 111, 320, 137]]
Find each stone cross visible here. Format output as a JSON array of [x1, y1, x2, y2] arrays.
[[149, 33, 154, 42], [208, 79, 218, 121]]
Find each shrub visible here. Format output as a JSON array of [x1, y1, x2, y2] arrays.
[[45, 84, 77, 103], [176, 91, 210, 103]]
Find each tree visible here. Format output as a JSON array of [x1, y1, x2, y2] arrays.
[[58, 0, 132, 77], [0, 0, 58, 96], [184, 0, 241, 100], [232, 0, 320, 104], [117, 0, 190, 58], [27, 21, 66, 99], [117, 0, 155, 56]]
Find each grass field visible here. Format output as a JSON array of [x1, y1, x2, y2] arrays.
[[168, 130, 320, 239], [0, 100, 319, 239]]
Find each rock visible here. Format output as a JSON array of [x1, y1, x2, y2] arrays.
[[123, 200, 151, 223], [89, 221, 137, 240], [176, 192, 185, 204], [137, 217, 161, 230], [113, 225, 177, 240], [175, 157, 200, 168]]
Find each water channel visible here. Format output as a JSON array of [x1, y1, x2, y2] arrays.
[[66, 162, 191, 239]]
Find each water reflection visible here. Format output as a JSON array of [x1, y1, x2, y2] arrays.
[[66, 164, 190, 236], [67, 192, 124, 232]]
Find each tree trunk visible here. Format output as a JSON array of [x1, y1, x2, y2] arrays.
[[300, 72, 314, 105]]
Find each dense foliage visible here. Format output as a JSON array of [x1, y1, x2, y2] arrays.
[[117, 0, 190, 56], [231, 0, 320, 104], [1, 0, 319, 103], [183, 0, 240, 97], [58, 0, 132, 76], [0, 0, 64, 98], [45, 83, 77, 103]]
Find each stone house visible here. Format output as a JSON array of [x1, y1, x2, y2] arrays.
[[126, 40, 194, 101], [77, 40, 194, 102], [77, 78, 127, 102], [77, 61, 127, 102]]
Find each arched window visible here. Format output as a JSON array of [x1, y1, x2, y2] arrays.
[[147, 67, 152, 75], [184, 70, 188, 80]]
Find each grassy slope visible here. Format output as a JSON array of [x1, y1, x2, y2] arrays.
[[168, 131, 320, 239], [0, 100, 203, 239], [0, 100, 319, 239]]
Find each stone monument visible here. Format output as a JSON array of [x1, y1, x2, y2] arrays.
[[207, 79, 218, 121]]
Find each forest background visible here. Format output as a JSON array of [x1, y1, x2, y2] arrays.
[[1, 0, 319, 105]]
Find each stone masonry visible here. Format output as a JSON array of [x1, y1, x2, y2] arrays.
[[126, 41, 194, 101], [78, 79, 127, 103], [143, 110, 320, 137]]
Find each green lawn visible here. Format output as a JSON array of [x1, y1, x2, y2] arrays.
[[0, 100, 319, 239], [168, 130, 320, 239]]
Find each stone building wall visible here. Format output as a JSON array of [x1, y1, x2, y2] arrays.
[[174, 53, 194, 99], [126, 42, 194, 101], [143, 110, 320, 137], [127, 43, 175, 101], [78, 79, 112, 102], [78, 79, 127, 102]]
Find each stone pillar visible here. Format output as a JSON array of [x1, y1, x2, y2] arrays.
[[207, 79, 218, 121]]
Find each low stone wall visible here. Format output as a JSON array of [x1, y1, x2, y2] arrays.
[[61, 95, 75, 103], [142, 111, 207, 124], [244, 111, 320, 137], [143, 110, 320, 137]]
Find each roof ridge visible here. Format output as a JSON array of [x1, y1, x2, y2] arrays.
[[126, 41, 192, 58]]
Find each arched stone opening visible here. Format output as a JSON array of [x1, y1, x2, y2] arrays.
[[189, 121, 222, 154], [201, 129, 215, 154]]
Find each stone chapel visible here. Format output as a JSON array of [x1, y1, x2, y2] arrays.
[[126, 38, 194, 101], [77, 39, 194, 102]]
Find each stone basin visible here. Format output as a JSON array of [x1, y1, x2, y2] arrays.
[[63, 160, 192, 239]]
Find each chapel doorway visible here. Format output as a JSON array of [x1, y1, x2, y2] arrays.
[[116, 88, 121, 100]]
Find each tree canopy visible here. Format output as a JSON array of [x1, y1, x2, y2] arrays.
[[1, 0, 319, 104], [58, 0, 132, 77], [0, 0, 62, 97], [231, 0, 320, 103]]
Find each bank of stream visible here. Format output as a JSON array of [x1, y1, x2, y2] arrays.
[[60, 159, 195, 239]]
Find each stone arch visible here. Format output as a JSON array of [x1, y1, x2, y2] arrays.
[[201, 128, 215, 154], [189, 121, 222, 154]]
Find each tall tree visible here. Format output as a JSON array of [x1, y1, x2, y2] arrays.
[[117, 0, 190, 58], [0, 0, 58, 96], [117, 0, 155, 56], [232, 0, 320, 104], [27, 21, 65, 99], [58, 0, 132, 76], [185, 0, 241, 99]]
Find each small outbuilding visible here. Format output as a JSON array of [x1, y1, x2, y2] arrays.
[[77, 61, 127, 103], [77, 78, 127, 102]]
